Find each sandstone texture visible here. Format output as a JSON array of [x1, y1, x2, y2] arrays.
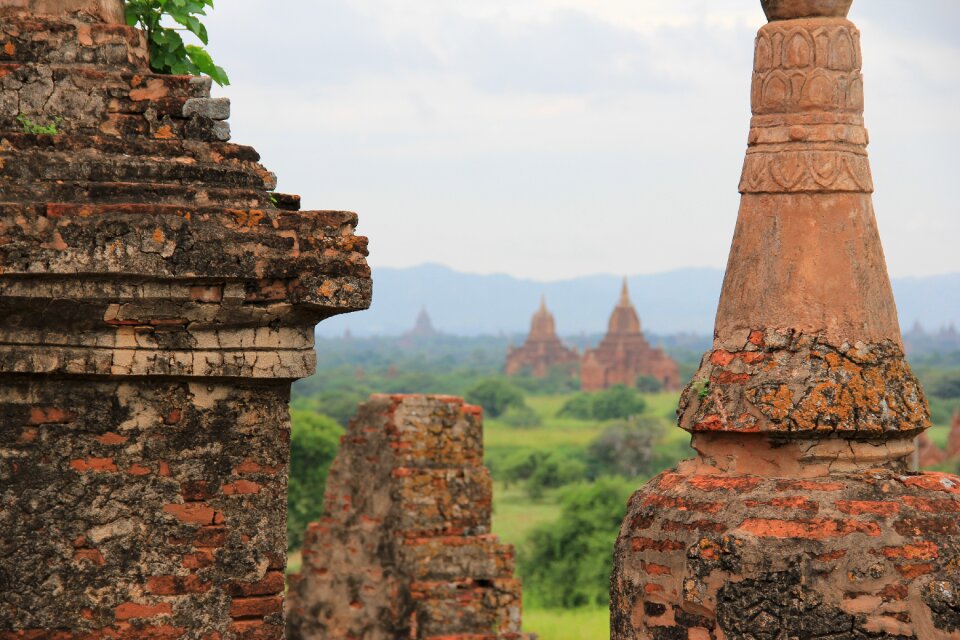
[[505, 297, 578, 378], [582, 280, 680, 392], [0, 1, 371, 638], [610, 2, 960, 638], [286, 395, 529, 640]]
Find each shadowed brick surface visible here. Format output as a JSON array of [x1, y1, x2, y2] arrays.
[[0, 1, 371, 637], [286, 395, 530, 640]]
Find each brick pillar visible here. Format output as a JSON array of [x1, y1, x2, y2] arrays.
[[286, 395, 529, 640], [0, 4, 371, 639], [611, 1, 960, 637]]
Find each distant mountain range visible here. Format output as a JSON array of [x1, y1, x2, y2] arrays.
[[317, 264, 960, 338]]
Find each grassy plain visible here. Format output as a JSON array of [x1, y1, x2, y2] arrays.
[[488, 391, 685, 639]]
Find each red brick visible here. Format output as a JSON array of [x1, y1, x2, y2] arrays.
[[96, 432, 128, 445], [146, 574, 211, 595], [640, 561, 672, 576], [641, 494, 723, 514], [688, 476, 761, 492], [127, 463, 152, 476], [228, 620, 284, 640], [70, 458, 118, 473], [835, 500, 900, 516], [225, 571, 285, 597], [163, 502, 223, 525], [29, 407, 76, 424], [73, 549, 104, 565], [630, 537, 685, 553], [18, 427, 38, 443], [712, 371, 751, 384], [902, 473, 960, 494], [895, 563, 935, 579], [222, 480, 261, 496], [776, 480, 845, 492], [229, 595, 283, 619], [739, 518, 880, 539], [163, 409, 183, 425], [902, 496, 960, 513], [740, 351, 766, 364], [662, 520, 726, 534], [878, 542, 938, 561], [748, 330, 765, 346], [183, 549, 215, 569], [115, 601, 173, 620], [709, 350, 735, 366], [744, 497, 818, 512], [180, 480, 212, 502]]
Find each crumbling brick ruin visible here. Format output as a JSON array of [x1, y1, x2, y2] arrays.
[[611, 0, 960, 637], [286, 395, 528, 640], [581, 280, 679, 392], [505, 297, 578, 378], [919, 409, 960, 468], [0, 1, 371, 637]]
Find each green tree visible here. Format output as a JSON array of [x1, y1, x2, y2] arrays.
[[526, 451, 588, 499], [634, 375, 664, 393], [520, 478, 635, 608], [586, 417, 666, 479], [557, 386, 646, 421], [592, 385, 646, 421], [466, 378, 525, 418], [287, 410, 342, 550], [125, 0, 229, 86], [556, 393, 594, 420], [501, 404, 542, 428]]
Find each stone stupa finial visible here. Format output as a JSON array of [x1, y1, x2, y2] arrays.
[[761, 0, 852, 21]]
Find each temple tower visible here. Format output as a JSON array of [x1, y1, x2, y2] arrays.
[[0, 1, 371, 638], [505, 297, 578, 378], [581, 280, 680, 391], [611, 1, 960, 637]]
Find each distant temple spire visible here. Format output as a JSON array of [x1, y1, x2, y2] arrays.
[[505, 297, 578, 378], [581, 283, 679, 391], [403, 306, 440, 339]]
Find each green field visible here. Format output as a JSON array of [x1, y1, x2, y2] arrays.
[[523, 608, 608, 640]]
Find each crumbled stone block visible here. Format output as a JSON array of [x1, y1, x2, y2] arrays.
[[183, 96, 230, 120]]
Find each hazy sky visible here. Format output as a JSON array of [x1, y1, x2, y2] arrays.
[[205, 1, 959, 281]]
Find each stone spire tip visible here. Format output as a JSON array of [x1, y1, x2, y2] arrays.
[[761, 0, 852, 21]]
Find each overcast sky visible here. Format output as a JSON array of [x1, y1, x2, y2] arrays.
[[205, 1, 959, 281]]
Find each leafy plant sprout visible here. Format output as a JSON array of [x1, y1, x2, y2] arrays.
[[125, 0, 229, 86], [16, 115, 62, 135], [697, 380, 711, 400]]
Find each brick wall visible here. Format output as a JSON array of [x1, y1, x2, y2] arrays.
[[286, 395, 530, 640], [0, 3, 371, 637]]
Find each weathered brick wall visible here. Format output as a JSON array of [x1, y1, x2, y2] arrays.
[[0, 2, 371, 638], [286, 395, 529, 640]]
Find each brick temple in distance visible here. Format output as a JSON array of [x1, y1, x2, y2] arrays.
[[611, 0, 960, 637], [505, 297, 578, 378], [581, 280, 680, 392]]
